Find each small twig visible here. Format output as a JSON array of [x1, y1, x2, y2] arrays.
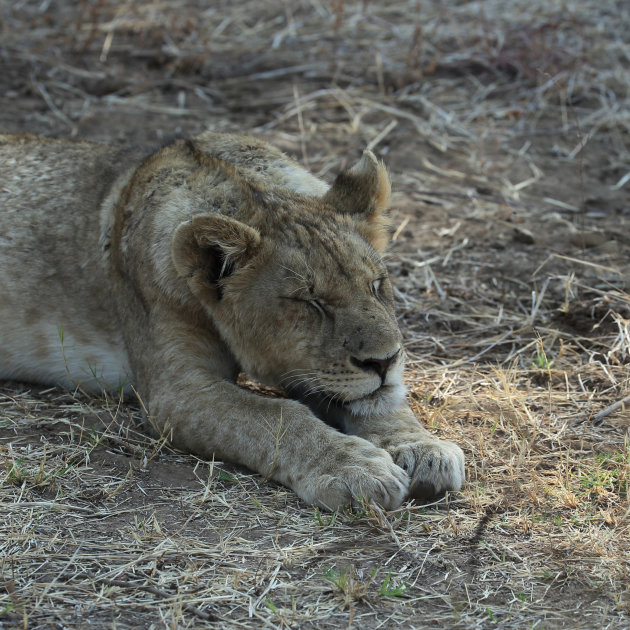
[[3, 501, 92, 512], [33, 81, 75, 130], [366, 118, 398, 152], [592, 393, 630, 424], [391, 216, 410, 242], [293, 82, 308, 164], [534, 253, 622, 278], [76, 571, 218, 622]]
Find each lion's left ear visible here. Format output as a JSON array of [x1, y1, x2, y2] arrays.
[[323, 150, 391, 252], [171, 213, 261, 301]]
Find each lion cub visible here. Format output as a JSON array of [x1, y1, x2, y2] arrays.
[[0, 132, 464, 510]]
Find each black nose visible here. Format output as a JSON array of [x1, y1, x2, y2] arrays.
[[351, 349, 400, 382]]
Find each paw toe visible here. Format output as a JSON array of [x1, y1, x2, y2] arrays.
[[393, 440, 465, 501]]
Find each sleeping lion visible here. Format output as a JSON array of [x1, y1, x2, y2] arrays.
[[0, 132, 464, 510]]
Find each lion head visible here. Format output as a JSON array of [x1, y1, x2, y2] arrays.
[[172, 150, 406, 418]]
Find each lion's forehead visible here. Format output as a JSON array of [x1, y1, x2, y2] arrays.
[[275, 243, 380, 296], [269, 218, 382, 285]]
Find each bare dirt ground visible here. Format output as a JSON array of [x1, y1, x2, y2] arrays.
[[1, 1, 629, 628]]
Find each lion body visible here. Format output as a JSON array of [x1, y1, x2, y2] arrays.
[[0, 132, 464, 509]]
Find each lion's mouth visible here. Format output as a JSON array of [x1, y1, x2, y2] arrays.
[[294, 380, 406, 423], [337, 382, 392, 405], [340, 381, 407, 417]]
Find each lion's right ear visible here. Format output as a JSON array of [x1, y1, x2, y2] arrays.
[[172, 213, 261, 298], [322, 150, 392, 253], [323, 150, 391, 219]]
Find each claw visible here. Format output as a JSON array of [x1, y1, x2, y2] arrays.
[[408, 478, 439, 501]]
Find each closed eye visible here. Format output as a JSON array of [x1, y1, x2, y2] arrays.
[[371, 278, 383, 296], [281, 296, 329, 317], [308, 298, 327, 317]]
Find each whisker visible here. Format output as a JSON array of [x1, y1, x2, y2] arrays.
[[281, 376, 324, 393], [280, 264, 311, 293], [279, 368, 317, 380], [280, 373, 320, 388]]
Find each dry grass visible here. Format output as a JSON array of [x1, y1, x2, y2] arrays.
[[1, 0, 630, 628]]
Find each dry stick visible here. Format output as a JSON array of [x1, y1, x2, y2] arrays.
[[4, 501, 92, 512], [407, 188, 539, 211], [292, 82, 308, 164], [592, 393, 630, 424], [33, 81, 75, 129], [366, 118, 398, 152], [75, 571, 218, 622], [533, 253, 622, 279]]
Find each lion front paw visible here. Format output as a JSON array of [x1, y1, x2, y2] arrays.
[[391, 439, 465, 501], [301, 440, 410, 511]]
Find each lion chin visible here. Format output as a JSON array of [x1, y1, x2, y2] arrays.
[[343, 382, 408, 417]]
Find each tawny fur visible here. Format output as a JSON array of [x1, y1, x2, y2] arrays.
[[0, 132, 464, 510]]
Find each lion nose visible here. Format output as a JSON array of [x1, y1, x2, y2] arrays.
[[351, 349, 400, 382]]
